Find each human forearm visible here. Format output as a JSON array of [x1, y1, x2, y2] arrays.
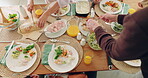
[[42, 2, 60, 17]]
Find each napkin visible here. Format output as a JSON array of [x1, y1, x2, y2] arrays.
[[0, 45, 17, 65], [41, 44, 54, 65], [66, 4, 76, 16], [118, 3, 130, 14]]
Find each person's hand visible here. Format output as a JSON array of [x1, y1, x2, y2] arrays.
[[27, 0, 34, 12], [86, 19, 101, 31], [93, 0, 102, 4], [37, 13, 49, 28], [100, 13, 118, 23]]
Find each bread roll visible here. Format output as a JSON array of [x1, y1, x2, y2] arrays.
[[19, 22, 40, 34]]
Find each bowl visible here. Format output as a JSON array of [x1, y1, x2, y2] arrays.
[[86, 33, 101, 50], [44, 19, 67, 38], [0, 9, 20, 30], [110, 22, 123, 33]]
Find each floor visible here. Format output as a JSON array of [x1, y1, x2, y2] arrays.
[[0, 0, 141, 78]]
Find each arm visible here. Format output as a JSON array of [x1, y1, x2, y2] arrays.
[[27, 0, 34, 12], [94, 15, 148, 61], [37, 1, 60, 28]]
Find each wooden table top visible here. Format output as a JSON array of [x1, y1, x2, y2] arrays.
[[0, 0, 139, 75]]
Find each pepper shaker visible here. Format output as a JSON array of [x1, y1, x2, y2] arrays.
[[80, 38, 86, 46]]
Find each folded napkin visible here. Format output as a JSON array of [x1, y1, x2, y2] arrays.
[[67, 4, 76, 16], [118, 3, 130, 14], [0, 45, 17, 65], [41, 44, 54, 65]]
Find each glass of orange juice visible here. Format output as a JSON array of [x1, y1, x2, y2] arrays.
[[84, 50, 94, 64]]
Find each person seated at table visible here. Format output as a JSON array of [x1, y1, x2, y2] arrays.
[[27, 0, 71, 28], [86, 0, 148, 78]]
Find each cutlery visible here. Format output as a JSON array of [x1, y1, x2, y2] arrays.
[[0, 40, 47, 43], [0, 8, 9, 23], [0, 40, 15, 65], [50, 39, 70, 44], [107, 56, 113, 70]]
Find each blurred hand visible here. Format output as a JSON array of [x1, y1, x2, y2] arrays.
[[100, 13, 118, 23], [93, 0, 102, 4], [86, 19, 101, 31], [37, 13, 48, 28], [27, 0, 34, 12]]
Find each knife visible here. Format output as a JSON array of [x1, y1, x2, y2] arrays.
[[107, 56, 113, 70], [30, 11, 35, 26], [0, 40, 15, 65]]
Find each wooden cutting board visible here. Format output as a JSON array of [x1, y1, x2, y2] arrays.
[[17, 5, 48, 40]]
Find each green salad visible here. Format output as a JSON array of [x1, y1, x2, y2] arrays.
[[111, 22, 123, 33], [87, 33, 101, 50]]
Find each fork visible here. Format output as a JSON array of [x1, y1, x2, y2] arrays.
[[0, 8, 9, 23], [50, 39, 70, 44]]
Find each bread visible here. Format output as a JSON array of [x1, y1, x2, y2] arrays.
[[19, 22, 40, 34]]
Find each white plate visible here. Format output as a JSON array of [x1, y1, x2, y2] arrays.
[[6, 44, 37, 72], [124, 59, 141, 67], [51, 4, 70, 16], [99, 0, 122, 14], [44, 19, 67, 38], [48, 45, 79, 73], [79, 22, 90, 36]]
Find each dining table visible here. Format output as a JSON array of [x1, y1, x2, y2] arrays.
[[0, 0, 140, 77]]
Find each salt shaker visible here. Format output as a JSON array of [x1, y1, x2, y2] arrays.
[[19, 5, 28, 19], [90, 8, 95, 17], [77, 33, 82, 40], [80, 38, 86, 46]]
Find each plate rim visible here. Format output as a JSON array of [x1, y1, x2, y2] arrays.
[[124, 59, 141, 67]]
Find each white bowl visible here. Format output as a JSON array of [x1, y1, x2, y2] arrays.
[[44, 19, 67, 38]]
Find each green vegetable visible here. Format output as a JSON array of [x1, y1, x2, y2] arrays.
[[12, 51, 20, 58], [102, 4, 108, 7], [24, 56, 29, 58], [54, 46, 63, 59], [112, 22, 123, 33], [23, 44, 34, 54], [87, 33, 101, 50], [8, 14, 17, 19], [12, 19, 17, 22]]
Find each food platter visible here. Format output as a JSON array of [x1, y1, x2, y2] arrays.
[[79, 22, 90, 36], [6, 44, 37, 72], [44, 19, 67, 38], [99, 0, 122, 14], [51, 4, 70, 16], [48, 45, 79, 73], [124, 59, 141, 67]]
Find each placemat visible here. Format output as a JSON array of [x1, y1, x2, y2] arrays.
[[111, 58, 140, 74], [42, 35, 83, 72], [0, 39, 41, 78]]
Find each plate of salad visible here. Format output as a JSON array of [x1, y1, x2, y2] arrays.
[[48, 45, 79, 73], [6, 44, 37, 72], [110, 22, 124, 33], [99, 0, 122, 14], [87, 33, 101, 50]]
